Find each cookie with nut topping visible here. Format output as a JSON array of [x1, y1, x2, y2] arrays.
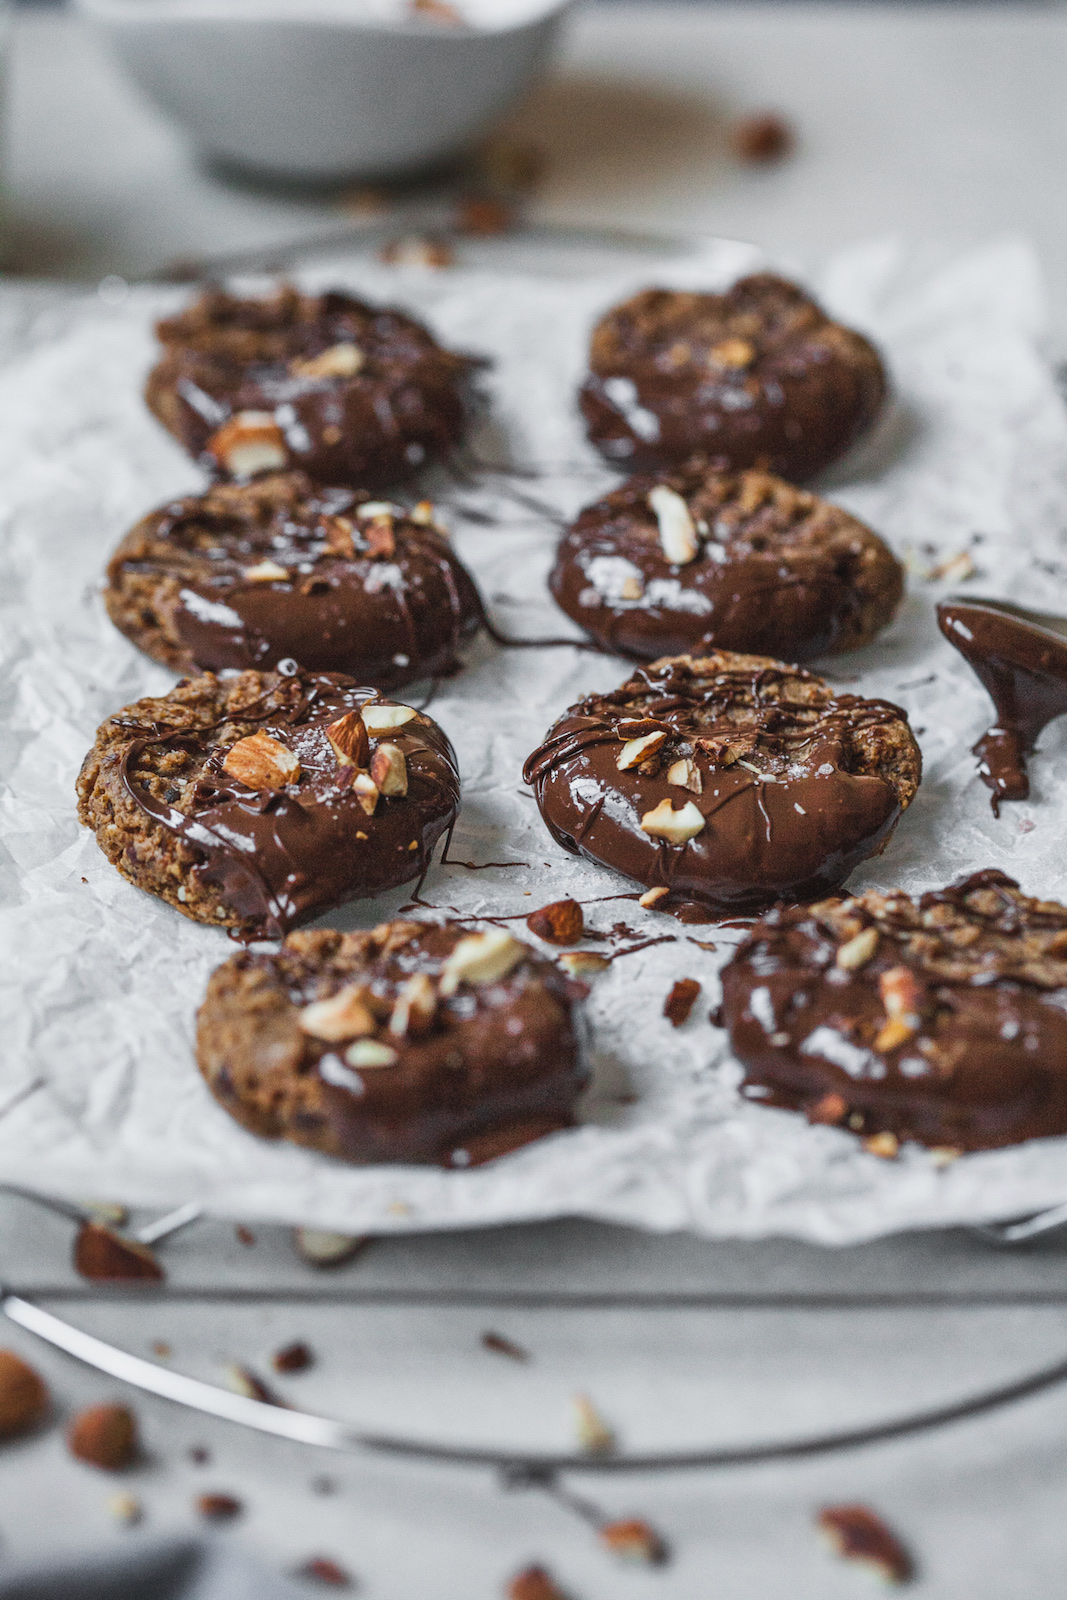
[[579, 274, 887, 481], [196, 920, 588, 1164], [549, 466, 903, 662], [721, 869, 1067, 1152], [145, 284, 475, 490], [76, 668, 460, 939], [103, 473, 483, 689], [523, 652, 920, 914]]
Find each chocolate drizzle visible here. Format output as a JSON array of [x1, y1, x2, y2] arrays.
[[523, 653, 921, 913], [104, 669, 460, 939], [938, 596, 1067, 813], [722, 869, 1067, 1152]]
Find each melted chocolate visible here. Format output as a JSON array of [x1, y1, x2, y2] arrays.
[[105, 475, 482, 688], [522, 655, 920, 913], [117, 672, 459, 939], [550, 467, 902, 663], [579, 275, 887, 480], [145, 286, 474, 490], [197, 921, 589, 1166], [722, 869, 1067, 1152], [937, 596, 1067, 812]]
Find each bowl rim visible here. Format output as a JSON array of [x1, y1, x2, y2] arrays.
[[74, 0, 572, 38]]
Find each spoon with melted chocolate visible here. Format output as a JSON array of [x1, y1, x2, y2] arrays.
[[937, 596, 1067, 813]]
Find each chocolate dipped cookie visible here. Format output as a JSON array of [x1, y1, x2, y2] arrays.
[[103, 473, 483, 689], [77, 669, 459, 939], [721, 870, 1067, 1153], [550, 466, 903, 662], [145, 284, 474, 490], [523, 652, 920, 914], [579, 274, 887, 480], [196, 920, 588, 1165]]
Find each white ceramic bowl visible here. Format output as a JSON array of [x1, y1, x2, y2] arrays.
[[76, 0, 570, 184]]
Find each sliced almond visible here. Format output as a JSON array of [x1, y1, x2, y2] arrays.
[[666, 757, 702, 793], [370, 742, 408, 796], [362, 704, 417, 733], [345, 1038, 398, 1069], [206, 411, 287, 477], [291, 342, 364, 379], [242, 560, 289, 582], [439, 929, 524, 995], [299, 985, 376, 1042], [389, 972, 437, 1037], [639, 798, 705, 844], [708, 337, 755, 369], [648, 484, 699, 565], [325, 711, 370, 769], [835, 927, 879, 971], [638, 886, 670, 909], [223, 732, 300, 790], [352, 773, 379, 816], [617, 729, 669, 771], [558, 950, 611, 977]]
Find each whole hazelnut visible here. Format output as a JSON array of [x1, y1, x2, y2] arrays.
[[67, 1403, 138, 1470], [0, 1349, 48, 1438]]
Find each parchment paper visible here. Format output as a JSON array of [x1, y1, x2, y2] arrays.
[[3, 234, 1067, 1244]]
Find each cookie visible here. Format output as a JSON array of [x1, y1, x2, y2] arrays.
[[76, 668, 460, 939], [721, 869, 1067, 1153], [523, 652, 920, 914], [104, 473, 483, 689], [196, 920, 588, 1165], [550, 466, 903, 662], [578, 274, 887, 480], [145, 284, 474, 490]]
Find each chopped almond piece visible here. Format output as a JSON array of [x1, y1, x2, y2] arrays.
[[439, 929, 524, 995], [617, 729, 669, 770], [639, 886, 670, 909], [835, 927, 879, 970], [322, 516, 356, 558], [223, 732, 300, 790], [874, 1018, 915, 1053], [864, 1131, 900, 1159], [206, 411, 287, 477], [640, 798, 705, 844], [293, 1229, 367, 1267], [353, 773, 380, 815], [370, 742, 408, 796], [667, 757, 702, 793], [325, 711, 370, 769], [362, 703, 417, 733], [708, 337, 755, 369], [648, 484, 699, 564], [291, 342, 364, 379], [807, 1092, 848, 1125], [410, 500, 435, 525], [345, 1039, 398, 1068], [363, 517, 396, 559], [242, 559, 289, 582], [559, 950, 611, 977], [389, 972, 437, 1037], [299, 985, 376, 1042], [664, 977, 700, 1026], [574, 1392, 615, 1454], [599, 1518, 667, 1564], [74, 1224, 163, 1283], [817, 1504, 913, 1584], [525, 898, 584, 944]]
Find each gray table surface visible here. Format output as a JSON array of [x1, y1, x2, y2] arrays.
[[5, 6, 1067, 1596]]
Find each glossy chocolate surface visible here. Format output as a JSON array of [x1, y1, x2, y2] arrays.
[[197, 921, 588, 1166], [99, 670, 459, 939], [145, 285, 473, 490], [550, 467, 903, 662], [578, 274, 887, 480], [938, 596, 1067, 812], [523, 653, 921, 913], [722, 869, 1067, 1152], [104, 474, 483, 688]]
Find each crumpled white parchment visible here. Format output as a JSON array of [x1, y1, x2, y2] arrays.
[[3, 234, 1067, 1245]]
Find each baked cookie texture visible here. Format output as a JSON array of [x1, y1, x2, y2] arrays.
[[104, 473, 483, 689], [145, 284, 474, 490], [721, 870, 1067, 1153], [579, 274, 888, 481], [76, 669, 460, 940], [523, 652, 920, 914], [196, 920, 589, 1166], [549, 466, 903, 662]]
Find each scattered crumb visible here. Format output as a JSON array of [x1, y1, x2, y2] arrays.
[[151, 1341, 172, 1360], [188, 1445, 210, 1465], [817, 1504, 914, 1584], [224, 1363, 280, 1404], [107, 1491, 142, 1526], [573, 1392, 615, 1455], [481, 1330, 530, 1363], [195, 1493, 243, 1522], [506, 1567, 568, 1600], [731, 112, 794, 162], [293, 1557, 354, 1588], [598, 1518, 668, 1565], [456, 195, 516, 236], [273, 1341, 314, 1374], [235, 1225, 256, 1248]]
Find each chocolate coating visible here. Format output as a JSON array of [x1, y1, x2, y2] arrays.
[[579, 274, 887, 481], [76, 669, 460, 939], [145, 284, 473, 490], [196, 920, 588, 1165], [523, 652, 921, 913], [550, 466, 903, 661], [103, 473, 483, 689], [722, 869, 1067, 1152], [938, 596, 1067, 813]]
